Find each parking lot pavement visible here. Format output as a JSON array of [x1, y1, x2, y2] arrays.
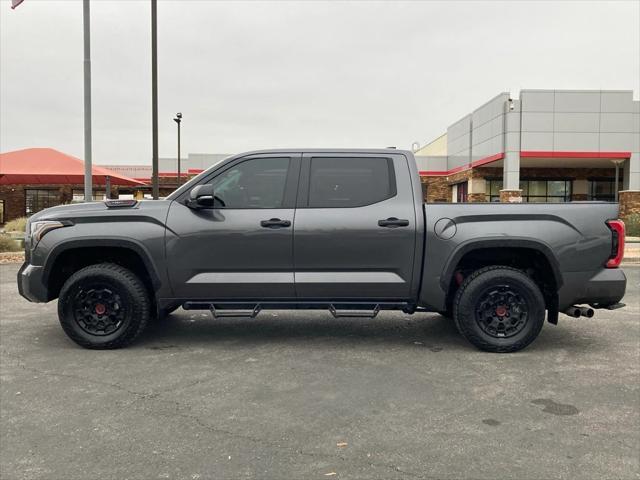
[[1, 264, 638, 480]]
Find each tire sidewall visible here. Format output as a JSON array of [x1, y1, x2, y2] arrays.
[[454, 268, 545, 352]]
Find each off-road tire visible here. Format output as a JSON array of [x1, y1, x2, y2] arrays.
[[58, 263, 151, 349], [453, 266, 545, 353]]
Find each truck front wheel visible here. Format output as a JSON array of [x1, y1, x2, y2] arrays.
[[58, 263, 151, 349], [453, 266, 545, 353]]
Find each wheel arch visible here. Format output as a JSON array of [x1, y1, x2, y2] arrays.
[[440, 238, 563, 293], [43, 238, 162, 301]]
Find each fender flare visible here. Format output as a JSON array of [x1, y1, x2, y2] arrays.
[[439, 237, 563, 291], [42, 237, 162, 290]]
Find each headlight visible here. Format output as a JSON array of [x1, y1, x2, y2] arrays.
[[29, 220, 67, 244]]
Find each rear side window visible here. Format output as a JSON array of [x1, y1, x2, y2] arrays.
[[308, 157, 396, 208]]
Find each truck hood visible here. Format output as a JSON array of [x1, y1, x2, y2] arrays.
[[30, 199, 173, 223]]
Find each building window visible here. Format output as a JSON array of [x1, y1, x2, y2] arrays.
[[523, 179, 572, 202], [588, 178, 623, 201], [25, 189, 60, 215], [72, 190, 107, 203], [0, 199, 4, 224], [452, 182, 468, 202], [486, 179, 503, 202], [486, 179, 572, 202]]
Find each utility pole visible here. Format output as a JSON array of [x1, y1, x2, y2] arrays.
[[174, 113, 182, 185], [83, 0, 93, 201], [151, 0, 159, 199]]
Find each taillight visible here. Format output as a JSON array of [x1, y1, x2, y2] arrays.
[[605, 219, 625, 268]]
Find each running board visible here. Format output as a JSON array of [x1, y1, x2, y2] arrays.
[[210, 304, 262, 319], [329, 304, 380, 318], [181, 301, 403, 318]]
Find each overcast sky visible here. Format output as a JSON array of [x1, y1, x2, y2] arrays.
[[1, 0, 639, 165]]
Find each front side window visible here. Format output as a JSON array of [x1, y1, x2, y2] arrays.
[[25, 189, 60, 215], [308, 157, 396, 208], [209, 157, 290, 208]]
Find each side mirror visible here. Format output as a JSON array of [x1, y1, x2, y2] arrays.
[[187, 184, 215, 209]]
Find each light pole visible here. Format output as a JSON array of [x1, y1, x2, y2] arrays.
[[174, 113, 182, 185], [83, 0, 93, 202], [612, 159, 625, 202], [151, 0, 159, 199]]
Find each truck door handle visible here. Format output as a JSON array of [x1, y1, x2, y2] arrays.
[[378, 217, 410, 228], [260, 218, 291, 228]]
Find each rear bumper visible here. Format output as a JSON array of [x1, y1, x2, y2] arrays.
[[17, 262, 48, 303], [559, 268, 627, 309]]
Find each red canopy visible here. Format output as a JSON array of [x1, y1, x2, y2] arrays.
[[0, 148, 145, 186]]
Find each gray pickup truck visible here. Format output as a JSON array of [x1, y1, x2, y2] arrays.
[[18, 149, 627, 352]]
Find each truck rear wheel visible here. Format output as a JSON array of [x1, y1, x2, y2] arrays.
[[58, 263, 150, 349], [453, 266, 545, 353]]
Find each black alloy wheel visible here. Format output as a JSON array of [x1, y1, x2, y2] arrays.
[[58, 263, 150, 349], [453, 266, 545, 353]]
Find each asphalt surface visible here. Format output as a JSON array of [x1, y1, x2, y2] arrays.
[[1, 264, 638, 480]]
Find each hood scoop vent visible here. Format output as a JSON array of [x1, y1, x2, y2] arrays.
[[105, 199, 138, 208]]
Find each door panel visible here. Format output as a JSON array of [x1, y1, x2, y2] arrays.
[[293, 154, 416, 299], [165, 154, 300, 300], [166, 205, 295, 298]]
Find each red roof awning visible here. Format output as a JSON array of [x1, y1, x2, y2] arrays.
[[0, 148, 146, 186]]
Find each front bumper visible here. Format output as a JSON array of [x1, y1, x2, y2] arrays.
[[17, 262, 49, 303], [559, 268, 627, 310]]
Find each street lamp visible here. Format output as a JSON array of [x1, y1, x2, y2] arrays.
[[611, 159, 625, 202], [173, 112, 182, 185]]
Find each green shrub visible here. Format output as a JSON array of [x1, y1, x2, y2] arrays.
[[625, 213, 640, 237], [0, 235, 21, 253], [4, 217, 27, 233]]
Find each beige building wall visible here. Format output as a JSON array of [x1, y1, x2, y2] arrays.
[[416, 133, 447, 156]]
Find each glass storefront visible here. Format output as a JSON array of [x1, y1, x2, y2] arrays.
[[486, 179, 572, 203]]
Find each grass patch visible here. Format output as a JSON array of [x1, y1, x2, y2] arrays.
[[4, 217, 27, 233], [625, 213, 640, 237], [0, 235, 21, 253]]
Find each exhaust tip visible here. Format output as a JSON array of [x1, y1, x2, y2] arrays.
[[563, 307, 581, 318], [580, 307, 595, 318]]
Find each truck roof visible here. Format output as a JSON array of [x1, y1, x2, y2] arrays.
[[227, 148, 414, 156]]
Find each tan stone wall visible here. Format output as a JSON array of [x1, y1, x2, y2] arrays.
[[421, 169, 482, 203], [619, 191, 640, 221], [468, 193, 486, 202], [421, 177, 449, 202], [499, 190, 523, 203]]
